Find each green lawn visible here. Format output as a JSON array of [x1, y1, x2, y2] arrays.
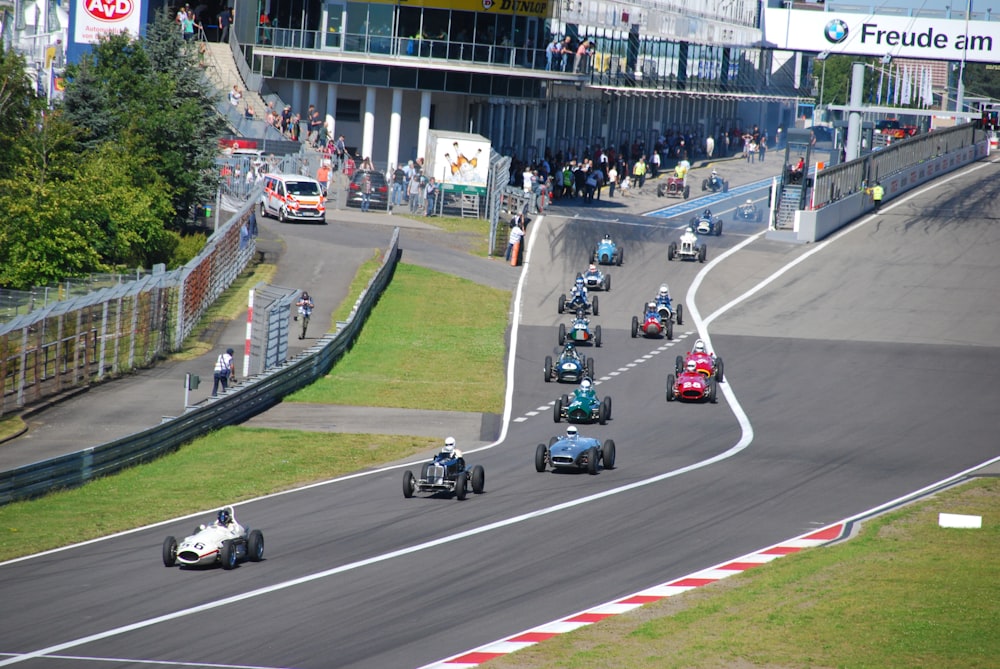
[[483, 477, 1000, 669], [289, 263, 509, 413]]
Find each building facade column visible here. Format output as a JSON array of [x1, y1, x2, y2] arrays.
[[417, 90, 432, 160], [387, 89, 403, 170], [325, 84, 338, 142], [362, 86, 376, 162]]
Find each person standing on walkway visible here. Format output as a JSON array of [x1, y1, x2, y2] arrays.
[[424, 177, 438, 216], [359, 171, 373, 212], [217, 6, 233, 43], [632, 156, 647, 189], [296, 291, 314, 339], [212, 348, 235, 396], [606, 164, 617, 198], [871, 181, 884, 212]]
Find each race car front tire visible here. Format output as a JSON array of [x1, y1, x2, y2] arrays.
[[471, 465, 485, 494], [631, 316, 638, 338], [586, 447, 599, 475], [676, 304, 684, 325], [666, 375, 676, 402], [716, 357, 724, 382], [592, 295, 599, 316], [594, 325, 602, 348], [456, 472, 468, 500], [162, 536, 177, 567], [544, 356, 553, 382], [221, 540, 238, 570], [402, 470, 416, 498], [535, 444, 548, 472]]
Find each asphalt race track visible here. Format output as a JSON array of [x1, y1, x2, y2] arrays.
[[1, 159, 999, 668]]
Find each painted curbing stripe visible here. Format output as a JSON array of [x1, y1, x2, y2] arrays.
[[426, 523, 849, 669]]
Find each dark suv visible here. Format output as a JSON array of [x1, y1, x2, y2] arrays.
[[346, 170, 390, 210]]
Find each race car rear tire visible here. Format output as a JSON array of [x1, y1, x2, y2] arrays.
[[544, 355, 553, 382], [553, 397, 563, 423], [702, 179, 707, 191], [456, 472, 468, 500], [402, 470, 416, 498], [716, 221, 723, 236], [471, 465, 485, 494], [698, 245, 707, 263], [586, 447, 599, 475], [617, 249, 624, 266], [603, 396, 612, 421], [666, 375, 676, 402], [603, 275, 610, 291], [676, 304, 684, 325], [592, 296, 599, 316], [667, 243, 676, 261], [558, 295, 566, 314], [535, 444, 548, 472], [675, 355, 685, 375], [162, 536, 177, 567], [221, 540, 238, 570], [666, 319, 674, 340], [558, 324, 566, 346], [602, 440, 616, 470], [248, 530, 264, 562], [710, 381, 719, 404], [631, 316, 638, 338], [683, 186, 690, 199], [716, 357, 725, 383], [598, 401, 608, 425], [586, 358, 595, 379], [594, 325, 602, 348]]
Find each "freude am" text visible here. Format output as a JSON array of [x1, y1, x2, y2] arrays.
[[861, 23, 994, 52]]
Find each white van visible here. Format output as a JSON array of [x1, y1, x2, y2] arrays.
[[259, 174, 326, 223]]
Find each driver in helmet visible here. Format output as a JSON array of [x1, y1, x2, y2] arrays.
[[644, 301, 659, 320], [684, 360, 698, 375], [565, 424, 579, 439], [655, 284, 671, 308], [693, 339, 708, 354], [213, 506, 243, 534], [437, 436, 464, 462], [583, 263, 600, 280], [574, 377, 596, 401], [602, 232, 612, 242], [681, 226, 698, 245], [562, 341, 581, 361], [570, 276, 588, 304], [703, 208, 712, 218], [745, 198, 754, 208]]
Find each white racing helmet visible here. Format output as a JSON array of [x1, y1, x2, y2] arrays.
[[686, 360, 697, 373], [566, 425, 578, 437]]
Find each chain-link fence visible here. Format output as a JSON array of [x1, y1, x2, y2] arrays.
[[1, 197, 259, 417]]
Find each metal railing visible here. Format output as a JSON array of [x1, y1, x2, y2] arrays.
[[809, 124, 981, 211], [0, 229, 400, 506]]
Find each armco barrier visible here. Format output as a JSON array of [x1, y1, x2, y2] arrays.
[[0, 229, 400, 506]]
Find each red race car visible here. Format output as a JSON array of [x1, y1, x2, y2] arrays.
[[631, 302, 673, 339], [674, 339, 723, 381], [666, 360, 719, 403]]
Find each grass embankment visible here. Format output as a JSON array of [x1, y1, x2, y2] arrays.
[[0, 259, 510, 561], [483, 477, 1000, 669], [290, 263, 508, 412]]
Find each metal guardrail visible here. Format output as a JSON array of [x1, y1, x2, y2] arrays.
[[0, 229, 401, 506]]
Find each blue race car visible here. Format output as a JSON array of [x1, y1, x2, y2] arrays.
[[591, 233, 623, 266], [544, 343, 594, 383], [558, 278, 599, 316], [535, 425, 616, 475], [558, 309, 602, 347]]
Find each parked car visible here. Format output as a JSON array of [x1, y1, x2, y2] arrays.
[[346, 169, 390, 210]]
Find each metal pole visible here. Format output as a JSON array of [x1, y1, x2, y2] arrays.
[[845, 62, 865, 162]]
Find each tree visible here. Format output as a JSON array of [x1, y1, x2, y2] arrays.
[[0, 44, 42, 173]]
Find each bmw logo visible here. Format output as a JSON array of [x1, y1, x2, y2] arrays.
[[824, 19, 849, 44]]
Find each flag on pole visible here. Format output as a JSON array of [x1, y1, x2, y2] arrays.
[[894, 64, 902, 105], [877, 65, 885, 105]]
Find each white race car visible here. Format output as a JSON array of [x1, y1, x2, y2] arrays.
[[668, 229, 707, 263], [162, 506, 264, 570]]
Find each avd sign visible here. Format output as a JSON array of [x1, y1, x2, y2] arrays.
[[73, 0, 142, 44], [764, 8, 1000, 63]]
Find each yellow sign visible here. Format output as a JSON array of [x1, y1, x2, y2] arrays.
[[369, 0, 549, 19], [45, 45, 57, 69]]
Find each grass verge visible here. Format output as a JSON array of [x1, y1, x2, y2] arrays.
[[483, 477, 1000, 669], [0, 429, 436, 562], [396, 213, 492, 257], [288, 263, 509, 413], [332, 249, 383, 324]]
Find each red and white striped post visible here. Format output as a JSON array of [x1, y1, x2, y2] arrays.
[[243, 288, 254, 379]]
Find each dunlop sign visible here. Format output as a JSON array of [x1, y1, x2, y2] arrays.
[[763, 8, 1000, 64]]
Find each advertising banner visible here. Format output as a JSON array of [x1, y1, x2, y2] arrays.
[[74, 0, 143, 45], [763, 8, 1000, 64]]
